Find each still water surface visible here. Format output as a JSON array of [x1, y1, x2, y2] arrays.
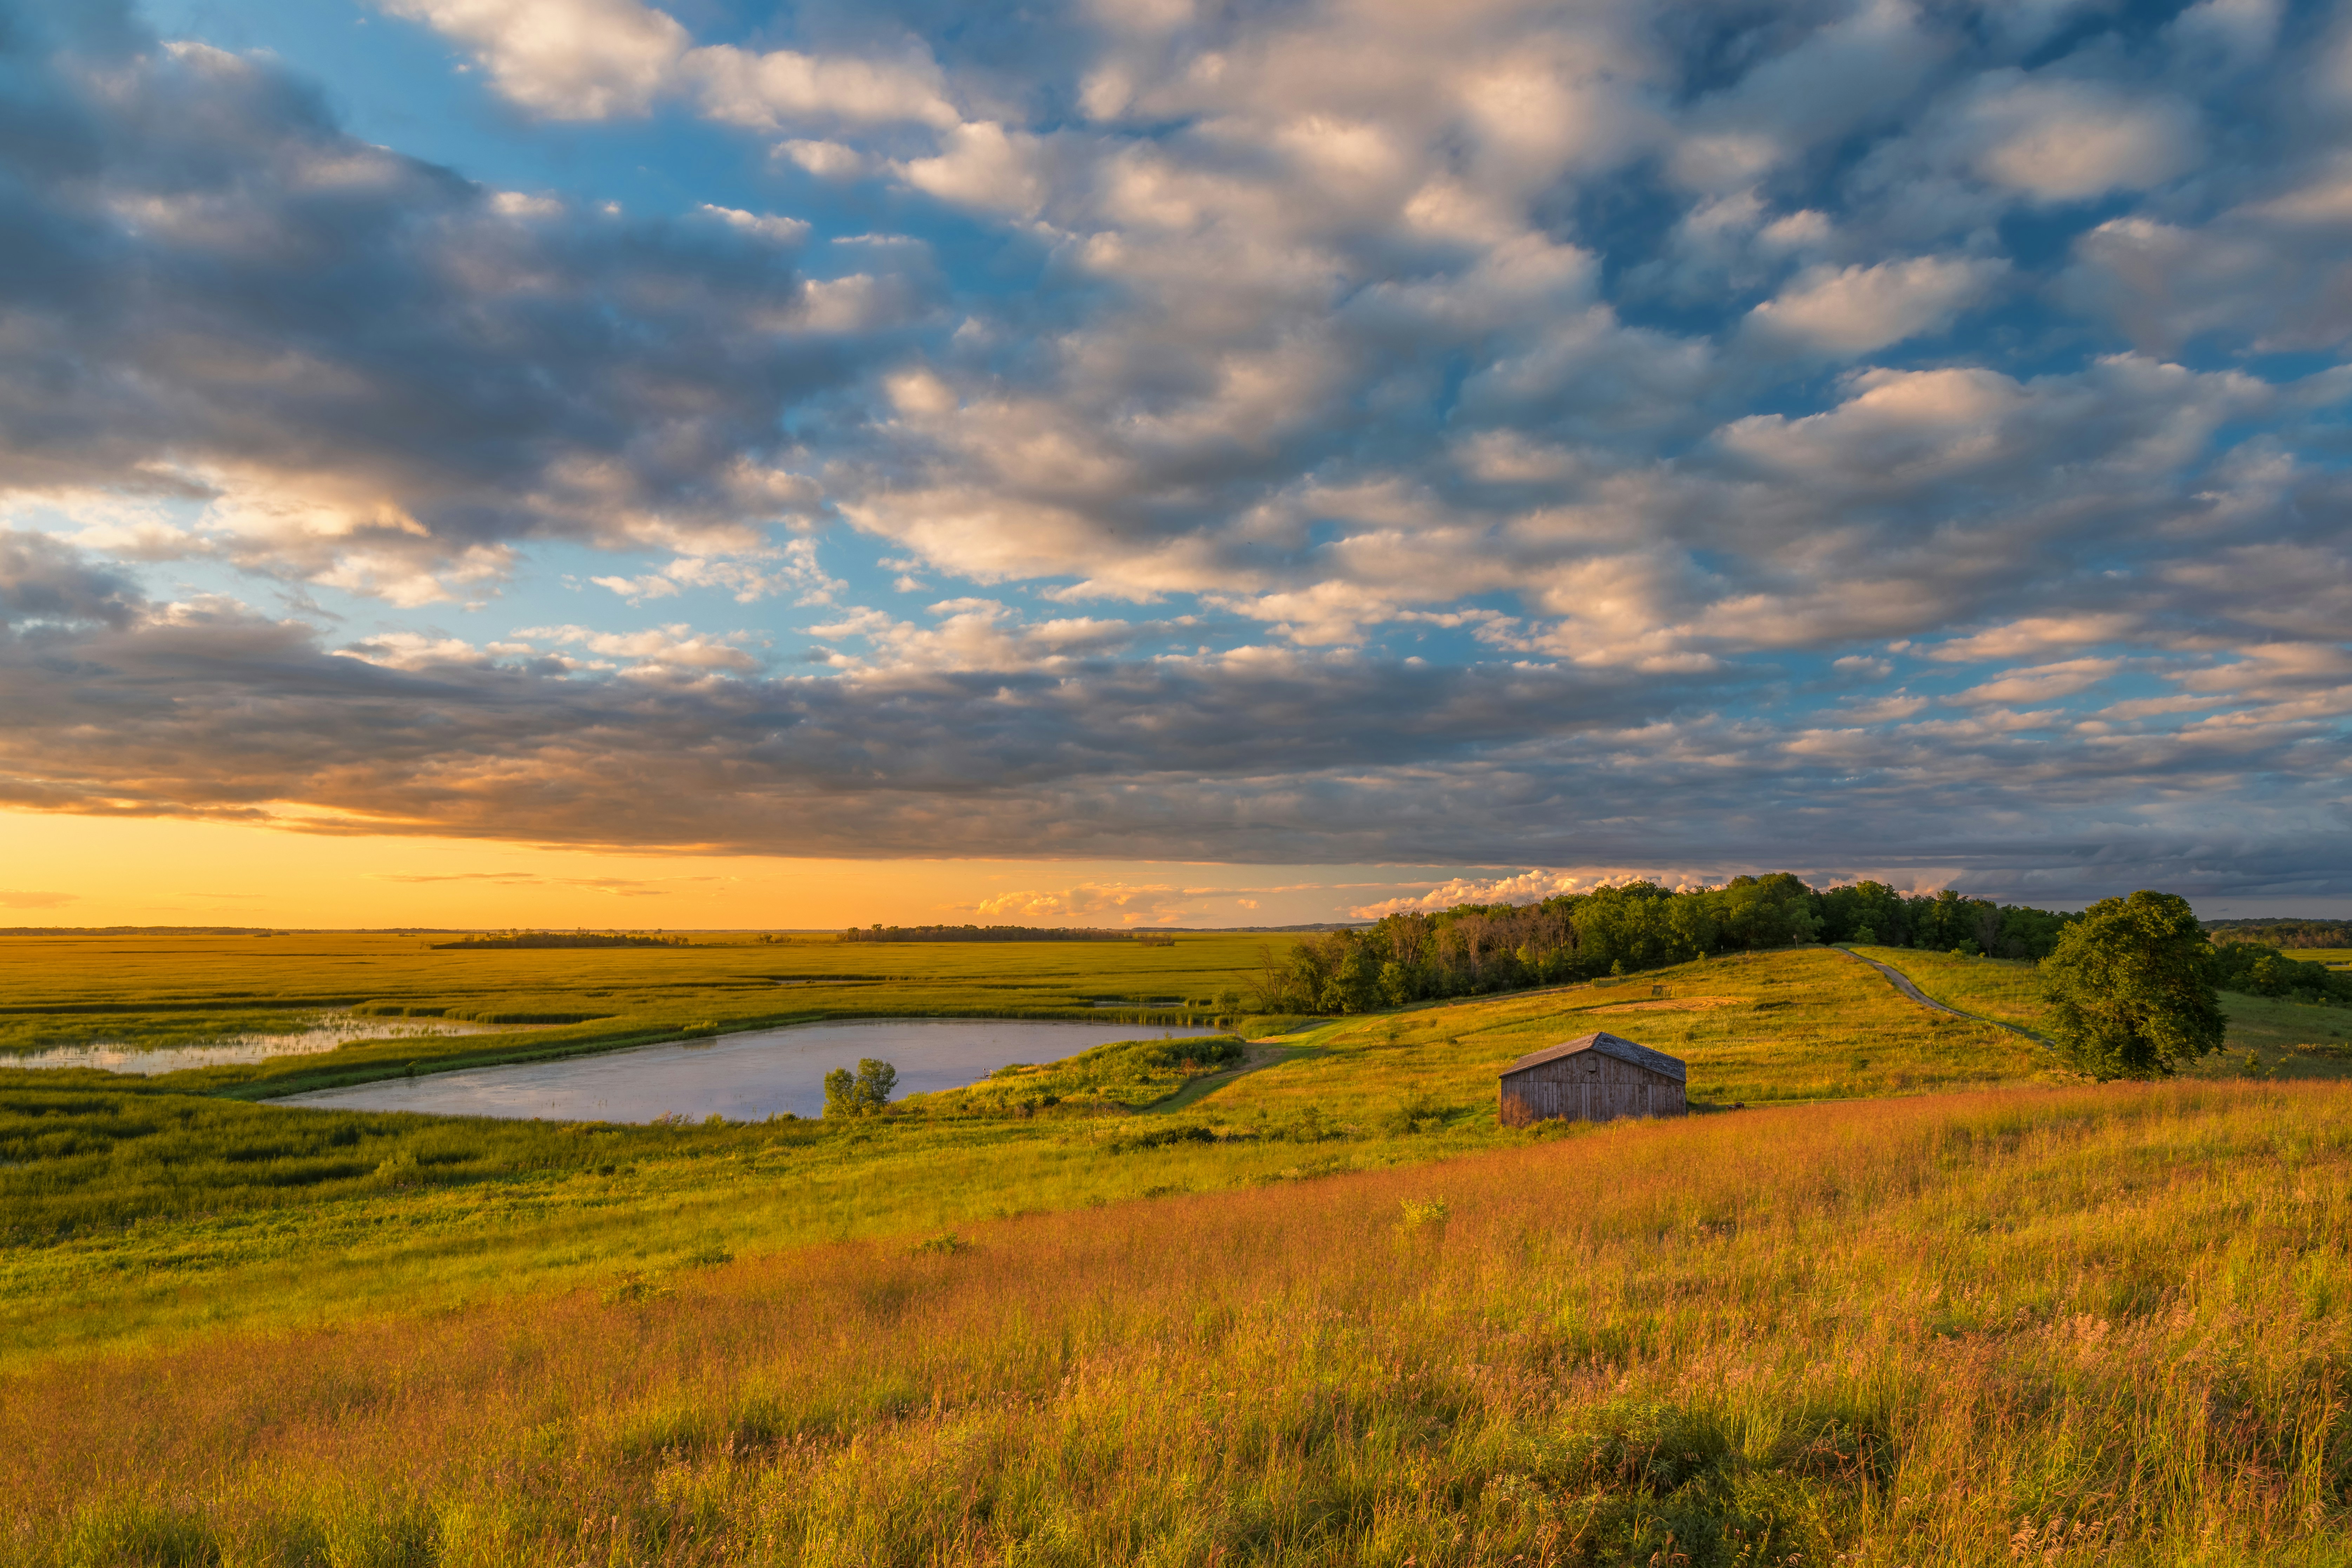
[[279, 1019, 1221, 1123], [11, 1016, 520, 1075]]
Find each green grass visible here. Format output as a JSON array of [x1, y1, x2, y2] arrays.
[[1221, 948, 2064, 1126], [0, 1080, 1522, 1365], [10, 935, 2351, 1561], [911, 1032, 1250, 1115], [0, 930, 1280, 1096], [1856, 945, 2352, 1081], [8, 1083, 2352, 1565], [0, 946, 2068, 1365], [2185, 991, 2352, 1081], [1847, 945, 2053, 1033]]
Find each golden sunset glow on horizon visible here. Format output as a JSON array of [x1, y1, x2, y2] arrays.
[[0, 811, 1553, 929]]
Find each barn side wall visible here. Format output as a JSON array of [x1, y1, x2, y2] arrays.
[[1498, 1051, 1686, 1126]]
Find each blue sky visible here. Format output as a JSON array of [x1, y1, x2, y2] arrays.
[[0, 0, 2348, 923]]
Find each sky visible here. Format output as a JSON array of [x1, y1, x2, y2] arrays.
[[0, 0, 2347, 929]]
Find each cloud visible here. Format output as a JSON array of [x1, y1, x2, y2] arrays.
[[4, 0, 2351, 904], [802, 599, 1141, 673], [1926, 615, 2144, 663], [593, 540, 844, 607], [970, 882, 1189, 924], [0, 890, 77, 909], [382, 0, 689, 118], [0, 530, 141, 628], [0, 11, 904, 601], [1946, 657, 2121, 706], [3, 531, 2348, 901], [1746, 256, 2008, 355], [384, 0, 959, 131], [895, 123, 1049, 216], [507, 624, 763, 672], [1955, 75, 2201, 203]]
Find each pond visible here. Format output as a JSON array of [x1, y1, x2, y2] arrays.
[[276, 1018, 1225, 1124], [7, 1015, 526, 1076]]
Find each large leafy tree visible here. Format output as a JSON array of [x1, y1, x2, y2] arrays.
[[2040, 891, 2225, 1079]]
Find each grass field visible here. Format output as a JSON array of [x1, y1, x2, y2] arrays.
[[1847, 946, 2053, 1034], [1854, 946, 2352, 1081], [0, 931, 1273, 1096], [0, 947, 2061, 1364], [8, 935, 2351, 1563], [1208, 948, 2063, 1122], [8, 1082, 2351, 1566]]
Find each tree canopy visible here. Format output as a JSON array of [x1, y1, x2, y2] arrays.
[[2040, 891, 2226, 1080], [823, 1058, 898, 1118], [1246, 874, 2087, 1016]]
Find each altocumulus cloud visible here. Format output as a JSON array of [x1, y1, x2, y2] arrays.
[[0, 0, 2347, 904]]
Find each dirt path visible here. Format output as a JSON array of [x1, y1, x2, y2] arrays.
[[1833, 946, 2062, 1056]]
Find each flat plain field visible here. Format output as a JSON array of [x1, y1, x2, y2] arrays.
[[0, 930, 1266, 1094]]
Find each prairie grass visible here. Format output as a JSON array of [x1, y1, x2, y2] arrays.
[[6, 1083, 2350, 1565], [0, 1070, 1521, 1364]]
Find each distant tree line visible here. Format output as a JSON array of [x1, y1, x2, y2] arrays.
[[1814, 882, 2076, 957], [2208, 938, 2352, 1003], [839, 925, 1140, 943], [0, 926, 275, 936], [430, 931, 687, 950], [1250, 875, 2083, 1015], [2202, 917, 2352, 949]]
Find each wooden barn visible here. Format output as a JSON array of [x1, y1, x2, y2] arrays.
[[1498, 1031, 1686, 1126]]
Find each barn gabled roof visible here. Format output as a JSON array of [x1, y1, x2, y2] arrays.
[[1501, 1030, 1686, 1082]]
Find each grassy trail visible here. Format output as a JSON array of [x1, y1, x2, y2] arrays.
[[1834, 946, 2060, 1051], [1147, 1041, 1313, 1113]]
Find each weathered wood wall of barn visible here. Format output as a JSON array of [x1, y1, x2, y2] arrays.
[[1498, 1050, 1686, 1126]]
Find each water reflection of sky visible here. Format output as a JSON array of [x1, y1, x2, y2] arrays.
[[8, 1016, 514, 1075], [278, 1019, 1223, 1124]]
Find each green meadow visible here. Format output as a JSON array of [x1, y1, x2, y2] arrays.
[[4, 934, 2352, 1563], [0, 930, 1263, 1095], [0, 945, 2070, 1360], [1853, 943, 2352, 1081]]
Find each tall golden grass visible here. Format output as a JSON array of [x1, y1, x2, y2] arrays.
[[7, 1081, 2348, 1566]]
